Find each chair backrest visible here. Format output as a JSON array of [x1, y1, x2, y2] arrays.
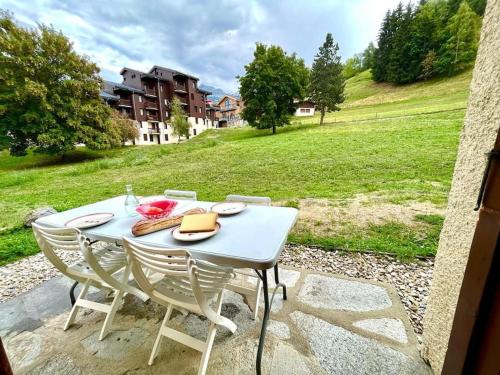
[[164, 189, 197, 200], [32, 222, 86, 283], [225, 194, 271, 207], [123, 237, 236, 332]]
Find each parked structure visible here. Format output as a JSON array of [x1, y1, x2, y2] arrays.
[[216, 95, 245, 127], [101, 66, 218, 145], [294, 99, 316, 117]]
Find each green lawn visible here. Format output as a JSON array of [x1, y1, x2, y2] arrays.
[[0, 70, 471, 264]]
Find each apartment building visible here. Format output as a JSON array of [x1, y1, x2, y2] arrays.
[[216, 95, 245, 127], [101, 66, 217, 145]]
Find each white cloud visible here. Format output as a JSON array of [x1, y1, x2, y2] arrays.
[[0, 0, 402, 91]]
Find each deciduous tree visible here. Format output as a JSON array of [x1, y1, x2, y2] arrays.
[[0, 11, 117, 156], [170, 97, 190, 142], [239, 43, 309, 134], [310, 33, 345, 125]]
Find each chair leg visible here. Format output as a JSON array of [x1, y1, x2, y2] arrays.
[[253, 277, 262, 320], [198, 290, 224, 375], [149, 304, 173, 366], [64, 280, 90, 330], [99, 265, 131, 340]]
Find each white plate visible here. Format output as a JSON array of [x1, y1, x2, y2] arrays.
[[171, 222, 221, 242], [211, 202, 247, 216], [64, 212, 114, 229]]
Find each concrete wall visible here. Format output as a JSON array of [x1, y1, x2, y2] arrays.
[[421, 1, 500, 373]]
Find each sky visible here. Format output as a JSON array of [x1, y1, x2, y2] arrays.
[[1, 0, 401, 92]]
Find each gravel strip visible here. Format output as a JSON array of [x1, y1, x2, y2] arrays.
[[280, 244, 434, 338], [0, 250, 82, 303], [0, 243, 433, 339]]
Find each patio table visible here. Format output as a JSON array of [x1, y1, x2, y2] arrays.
[[36, 195, 298, 374]]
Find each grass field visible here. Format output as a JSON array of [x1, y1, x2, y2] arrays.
[[0, 70, 471, 265]]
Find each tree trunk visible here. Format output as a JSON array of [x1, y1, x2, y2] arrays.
[[272, 125, 276, 134], [320, 108, 326, 125]]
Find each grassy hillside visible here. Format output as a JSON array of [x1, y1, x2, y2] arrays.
[[296, 69, 471, 124], [0, 70, 471, 264]]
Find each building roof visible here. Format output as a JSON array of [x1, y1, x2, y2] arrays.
[[217, 95, 240, 106], [100, 90, 120, 101], [149, 65, 199, 81], [104, 80, 144, 94], [198, 88, 212, 95]]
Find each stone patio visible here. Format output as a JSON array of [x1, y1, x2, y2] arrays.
[[0, 266, 431, 374]]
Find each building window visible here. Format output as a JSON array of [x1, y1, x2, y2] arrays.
[[143, 134, 147, 141], [166, 111, 168, 117], [160, 85, 163, 92], [132, 74, 136, 79], [164, 99, 168, 105], [165, 134, 168, 141], [191, 93, 194, 100], [138, 96, 143, 103], [192, 82, 195, 89], [194, 129, 197, 136], [140, 109, 144, 116], [225, 99, 230, 109], [149, 134, 153, 142], [196, 117, 198, 124], [195, 106, 198, 113], [199, 107, 202, 113]]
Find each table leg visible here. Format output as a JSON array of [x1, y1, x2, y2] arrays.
[[69, 281, 78, 306], [256, 269, 268, 375], [255, 263, 287, 374]]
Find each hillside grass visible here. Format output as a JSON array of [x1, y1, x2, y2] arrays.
[[0, 69, 471, 265]]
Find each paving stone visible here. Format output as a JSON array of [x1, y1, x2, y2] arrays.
[[249, 268, 301, 289], [80, 327, 149, 361], [298, 274, 392, 312], [259, 291, 284, 314], [353, 318, 408, 344], [172, 290, 254, 343], [27, 352, 81, 375], [290, 311, 430, 375], [5, 331, 52, 370], [271, 342, 311, 374], [268, 320, 291, 340]]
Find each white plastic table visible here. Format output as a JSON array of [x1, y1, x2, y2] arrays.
[[36, 195, 298, 374]]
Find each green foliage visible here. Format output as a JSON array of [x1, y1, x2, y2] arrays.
[[343, 54, 364, 79], [310, 33, 345, 125], [108, 109, 139, 145], [361, 42, 377, 70], [239, 43, 309, 134], [0, 10, 116, 156], [170, 97, 190, 142], [436, 1, 481, 75], [373, 0, 481, 84]]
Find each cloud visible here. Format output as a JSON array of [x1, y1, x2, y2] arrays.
[[1, 0, 402, 91]]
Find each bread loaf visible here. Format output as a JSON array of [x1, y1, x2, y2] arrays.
[[131, 208, 206, 236]]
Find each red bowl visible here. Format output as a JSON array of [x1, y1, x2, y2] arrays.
[[136, 200, 177, 220]]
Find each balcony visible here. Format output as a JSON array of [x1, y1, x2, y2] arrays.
[[179, 101, 188, 106], [147, 128, 160, 134], [221, 106, 238, 112], [144, 101, 158, 110], [146, 114, 159, 121], [144, 88, 157, 97], [174, 82, 187, 93], [118, 99, 132, 107]]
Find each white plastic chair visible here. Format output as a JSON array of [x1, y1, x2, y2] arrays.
[[224, 194, 271, 320], [32, 223, 145, 340], [164, 189, 197, 200], [123, 237, 236, 375]]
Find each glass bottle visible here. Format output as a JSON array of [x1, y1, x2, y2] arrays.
[[124, 184, 140, 216]]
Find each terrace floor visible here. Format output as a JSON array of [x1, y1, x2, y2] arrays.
[[0, 266, 431, 374]]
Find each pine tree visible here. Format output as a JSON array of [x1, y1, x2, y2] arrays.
[[373, 10, 392, 82], [362, 42, 377, 71], [309, 33, 345, 125], [437, 1, 481, 75]]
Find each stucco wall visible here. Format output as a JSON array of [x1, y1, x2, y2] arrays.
[[421, 0, 500, 373]]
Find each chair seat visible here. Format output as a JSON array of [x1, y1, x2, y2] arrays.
[[154, 276, 218, 311], [68, 245, 127, 281]]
